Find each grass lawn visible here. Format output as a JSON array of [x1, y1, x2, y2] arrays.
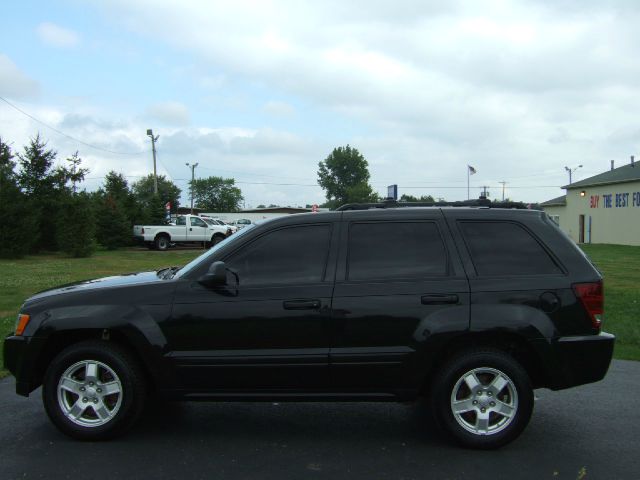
[[1, 244, 638, 379], [580, 244, 640, 361], [0, 248, 203, 378]]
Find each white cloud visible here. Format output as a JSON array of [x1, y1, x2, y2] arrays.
[[36, 22, 80, 48], [263, 100, 295, 117], [145, 101, 190, 126], [0, 54, 40, 98], [9, 1, 640, 204]]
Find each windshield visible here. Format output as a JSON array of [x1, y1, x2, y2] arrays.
[[174, 224, 255, 278]]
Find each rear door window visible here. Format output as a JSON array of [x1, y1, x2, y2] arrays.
[[459, 221, 562, 276], [347, 222, 448, 280]]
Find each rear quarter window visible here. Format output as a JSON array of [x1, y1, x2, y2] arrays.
[[459, 221, 562, 276]]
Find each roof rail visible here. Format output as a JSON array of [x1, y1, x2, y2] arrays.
[[335, 199, 531, 211]]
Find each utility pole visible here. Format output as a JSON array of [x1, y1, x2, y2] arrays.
[[147, 129, 160, 195], [480, 186, 490, 199], [564, 164, 582, 184], [186, 162, 199, 214], [499, 181, 506, 201]]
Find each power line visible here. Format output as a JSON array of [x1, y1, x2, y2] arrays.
[[198, 165, 313, 182], [0, 96, 146, 156]]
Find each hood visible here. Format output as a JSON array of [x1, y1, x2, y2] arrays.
[[26, 271, 164, 302]]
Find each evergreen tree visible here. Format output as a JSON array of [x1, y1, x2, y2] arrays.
[[0, 138, 36, 258], [56, 192, 96, 257], [17, 134, 69, 251], [95, 194, 131, 249], [96, 171, 138, 244], [147, 195, 169, 225], [66, 151, 90, 194]]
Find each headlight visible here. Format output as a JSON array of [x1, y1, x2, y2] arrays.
[[15, 314, 30, 336]]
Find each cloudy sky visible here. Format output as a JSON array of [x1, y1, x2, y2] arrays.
[[2, 0, 639, 207]]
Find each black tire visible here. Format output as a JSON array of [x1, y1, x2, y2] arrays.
[[212, 234, 225, 246], [154, 234, 170, 251], [42, 340, 147, 441], [430, 349, 533, 449]]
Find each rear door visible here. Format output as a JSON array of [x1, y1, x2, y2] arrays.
[[329, 209, 470, 393]]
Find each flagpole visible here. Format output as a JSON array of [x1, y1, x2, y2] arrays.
[[467, 166, 469, 200]]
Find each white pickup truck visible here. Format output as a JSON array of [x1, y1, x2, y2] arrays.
[[133, 214, 231, 250]]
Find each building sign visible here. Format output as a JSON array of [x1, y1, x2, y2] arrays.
[[590, 192, 640, 209]]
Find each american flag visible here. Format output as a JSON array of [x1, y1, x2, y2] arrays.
[[468, 165, 477, 175]]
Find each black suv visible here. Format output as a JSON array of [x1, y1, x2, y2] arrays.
[[3, 203, 615, 448]]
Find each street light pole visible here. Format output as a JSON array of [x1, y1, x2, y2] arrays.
[[186, 162, 199, 214], [147, 129, 160, 195], [564, 164, 583, 184], [499, 181, 506, 201]]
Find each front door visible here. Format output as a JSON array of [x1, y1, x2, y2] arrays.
[[166, 221, 337, 391], [188, 216, 209, 242]]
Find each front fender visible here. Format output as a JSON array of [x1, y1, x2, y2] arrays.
[[32, 303, 176, 392]]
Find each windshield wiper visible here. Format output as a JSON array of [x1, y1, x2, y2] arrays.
[[156, 266, 181, 280]]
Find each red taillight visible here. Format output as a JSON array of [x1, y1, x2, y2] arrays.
[[572, 281, 604, 331]]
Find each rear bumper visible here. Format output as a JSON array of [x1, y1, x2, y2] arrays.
[[3, 335, 46, 396], [540, 332, 615, 390]]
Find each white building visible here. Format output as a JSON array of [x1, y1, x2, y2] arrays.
[[541, 159, 640, 246]]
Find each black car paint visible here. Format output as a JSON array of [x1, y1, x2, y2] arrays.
[[4, 208, 614, 399]]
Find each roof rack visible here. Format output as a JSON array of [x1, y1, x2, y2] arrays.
[[335, 199, 531, 211]]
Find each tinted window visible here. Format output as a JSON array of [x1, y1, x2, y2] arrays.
[[191, 217, 207, 227], [459, 221, 561, 276], [176, 216, 186, 226], [225, 224, 331, 286], [347, 222, 447, 280]]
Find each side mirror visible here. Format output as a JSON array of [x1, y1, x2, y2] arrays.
[[198, 261, 227, 286]]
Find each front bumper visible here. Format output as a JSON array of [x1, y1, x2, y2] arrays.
[[3, 335, 46, 396], [537, 332, 615, 390]]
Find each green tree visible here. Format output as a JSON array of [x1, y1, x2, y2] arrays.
[[103, 171, 132, 205], [56, 191, 96, 257], [190, 176, 243, 212], [95, 194, 131, 249], [317, 145, 377, 208], [131, 174, 181, 214], [97, 171, 139, 233], [17, 134, 70, 251], [66, 151, 89, 194], [147, 194, 169, 224], [400, 194, 436, 203], [0, 138, 36, 258]]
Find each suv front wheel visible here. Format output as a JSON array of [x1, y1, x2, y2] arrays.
[[430, 349, 533, 449], [42, 341, 146, 440]]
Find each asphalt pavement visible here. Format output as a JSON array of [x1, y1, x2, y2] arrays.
[[0, 360, 638, 480]]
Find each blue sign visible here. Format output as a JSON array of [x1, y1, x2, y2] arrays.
[[387, 184, 398, 200]]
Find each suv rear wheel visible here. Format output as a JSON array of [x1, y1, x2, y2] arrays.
[[42, 341, 146, 440], [430, 349, 533, 449]]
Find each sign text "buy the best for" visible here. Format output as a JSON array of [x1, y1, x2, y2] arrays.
[[590, 192, 640, 209]]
